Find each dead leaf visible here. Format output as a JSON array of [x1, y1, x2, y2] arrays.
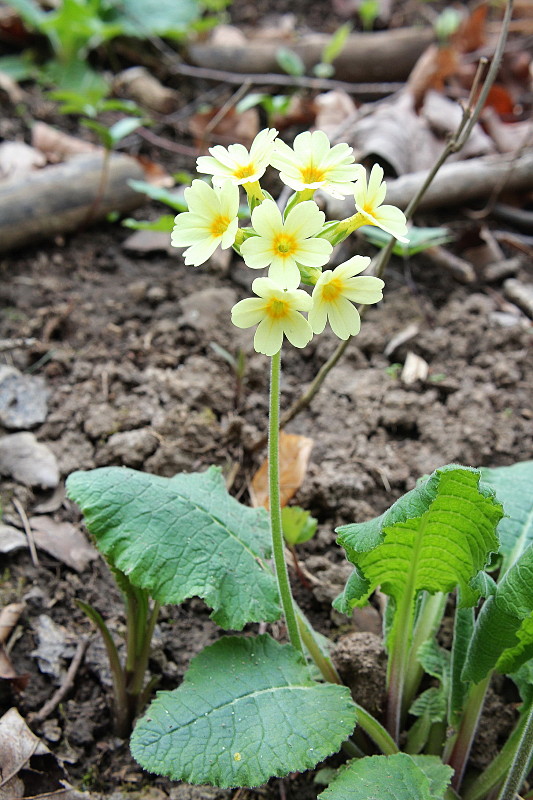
[[113, 66, 177, 114], [452, 3, 488, 53], [0, 71, 26, 103], [314, 90, 357, 139], [0, 141, 46, 182], [209, 23, 247, 47], [481, 108, 533, 153], [31, 121, 99, 163], [134, 154, 174, 188], [0, 433, 59, 489], [29, 516, 98, 572], [0, 524, 26, 554], [406, 44, 460, 111], [250, 432, 314, 509], [401, 352, 429, 385], [189, 106, 259, 151], [0, 603, 24, 644]]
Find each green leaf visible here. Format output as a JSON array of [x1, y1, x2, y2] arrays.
[[462, 544, 533, 683], [122, 215, 176, 232], [282, 506, 318, 545], [0, 54, 36, 81], [480, 460, 533, 574], [4, 0, 45, 28], [449, 605, 474, 726], [66, 466, 281, 629], [118, 0, 202, 38], [128, 179, 187, 211], [409, 686, 446, 722], [510, 661, 533, 706], [108, 116, 145, 145], [276, 47, 305, 77], [321, 22, 352, 65], [318, 753, 453, 799], [335, 465, 503, 615], [131, 634, 357, 788], [361, 225, 453, 257], [416, 638, 450, 682]]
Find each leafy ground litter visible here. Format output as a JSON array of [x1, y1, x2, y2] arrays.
[[0, 0, 532, 798]]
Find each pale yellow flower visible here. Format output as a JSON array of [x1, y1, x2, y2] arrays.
[[170, 180, 239, 266], [240, 199, 332, 290], [231, 277, 313, 356], [309, 256, 384, 339], [270, 130, 364, 198], [196, 128, 278, 186], [353, 165, 408, 241]]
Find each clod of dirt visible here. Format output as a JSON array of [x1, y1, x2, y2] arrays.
[[0, 365, 50, 429], [0, 432, 59, 488], [332, 631, 388, 719]]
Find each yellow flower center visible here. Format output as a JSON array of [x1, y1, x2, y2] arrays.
[[234, 163, 256, 180], [321, 277, 343, 302], [300, 164, 326, 184], [210, 214, 230, 237], [265, 297, 290, 319], [273, 233, 297, 257]]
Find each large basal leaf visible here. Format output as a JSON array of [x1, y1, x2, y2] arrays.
[[131, 634, 357, 788], [318, 753, 453, 800], [480, 460, 533, 574], [335, 465, 503, 614], [462, 544, 533, 683], [66, 466, 280, 630]]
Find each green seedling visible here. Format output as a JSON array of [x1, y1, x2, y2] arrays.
[[67, 121, 532, 798], [358, 0, 380, 32], [237, 92, 294, 128], [313, 22, 352, 78], [281, 505, 318, 547], [362, 224, 454, 257], [77, 569, 159, 738]]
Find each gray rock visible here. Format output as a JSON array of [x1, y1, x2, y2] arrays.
[[0, 432, 60, 488], [0, 365, 50, 429], [95, 428, 159, 467]]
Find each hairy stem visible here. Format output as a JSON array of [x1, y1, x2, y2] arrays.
[[269, 350, 303, 652], [464, 704, 531, 800], [496, 702, 533, 800], [446, 674, 491, 793], [402, 591, 447, 715]]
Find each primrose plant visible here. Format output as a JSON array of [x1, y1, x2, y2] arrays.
[[66, 129, 533, 799]]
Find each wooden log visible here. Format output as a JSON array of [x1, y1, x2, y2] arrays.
[[0, 152, 145, 254], [187, 27, 434, 83], [326, 150, 533, 218]]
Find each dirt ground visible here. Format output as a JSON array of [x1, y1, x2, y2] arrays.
[[0, 1, 532, 799]]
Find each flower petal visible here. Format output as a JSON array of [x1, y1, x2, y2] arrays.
[[342, 276, 384, 304], [250, 199, 282, 239], [241, 235, 275, 269], [182, 238, 219, 266], [283, 310, 313, 349], [231, 297, 267, 328], [308, 297, 328, 334], [254, 317, 284, 356], [284, 201, 325, 239], [268, 258, 301, 290], [294, 237, 333, 267], [328, 297, 361, 339]]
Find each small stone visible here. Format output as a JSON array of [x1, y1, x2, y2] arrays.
[[96, 428, 159, 468], [0, 365, 50, 430], [504, 279, 533, 319], [0, 432, 60, 488]]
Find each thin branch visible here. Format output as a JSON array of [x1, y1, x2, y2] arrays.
[[272, 0, 514, 437], [169, 62, 403, 97], [12, 498, 39, 567], [32, 638, 89, 722]]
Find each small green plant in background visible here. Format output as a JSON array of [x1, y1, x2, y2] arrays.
[[66, 125, 533, 799]]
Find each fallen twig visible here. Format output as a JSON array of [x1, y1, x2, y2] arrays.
[[170, 61, 404, 98], [12, 498, 39, 567], [31, 638, 90, 723]]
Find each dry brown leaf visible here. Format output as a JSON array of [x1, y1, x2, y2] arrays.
[[452, 3, 488, 54], [209, 23, 247, 47], [113, 67, 177, 114], [189, 107, 259, 151], [28, 516, 98, 572], [406, 44, 460, 111], [0, 602, 24, 644], [0, 71, 26, 103], [481, 108, 533, 153], [134, 154, 174, 187], [314, 90, 357, 140], [31, 121, 99, 162], [250, 432, 314, 510]]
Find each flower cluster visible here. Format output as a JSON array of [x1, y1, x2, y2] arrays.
[[171, 128, 408, 356]]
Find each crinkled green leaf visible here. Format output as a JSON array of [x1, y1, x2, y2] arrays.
[[480, 460, 533, 574], [409, 687, 446, 723], [463, 544, 533, 683], [66, 466, 280, 629], [131, 634, 357, 788], [335, 465, 502, 615], [318, 753, 452, 800], [450, 605, 474, 725], [416, 639, 450, 682], [510, 661, 533, 706]]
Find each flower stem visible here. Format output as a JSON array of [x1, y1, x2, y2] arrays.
[[269, 349, 303, 653]]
